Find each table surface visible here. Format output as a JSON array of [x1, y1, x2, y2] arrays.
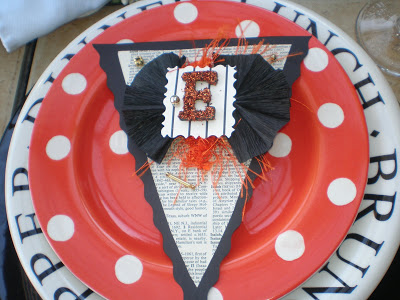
[[0, 1, 399, 299]]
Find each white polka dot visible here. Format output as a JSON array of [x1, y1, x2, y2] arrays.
[[117, 39, 134, 44], [235, 20, 260, 38], [318, 103, 344, 128], [47, 215, 75, 242], [327, 178, 357, 206], [174, 3, 198, 24], [115, 255, 143, 284], [304, 48, 329, 72], [268, 133, 292, 157], [62, 73, 87, 95], [275, 230, 305, 261], [46, 135, 71, 160], [208, 287, 223, 300], [110, 130, 128, 155]]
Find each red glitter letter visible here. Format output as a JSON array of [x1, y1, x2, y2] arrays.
[[178, 71, 218, 121]]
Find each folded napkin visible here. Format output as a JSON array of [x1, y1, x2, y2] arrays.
[[0, 0, 110, 52]]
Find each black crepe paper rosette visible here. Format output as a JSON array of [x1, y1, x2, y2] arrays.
[[122, 52, 291, 164]]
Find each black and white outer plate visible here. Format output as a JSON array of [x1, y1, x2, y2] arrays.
[[5, 0, 400, 299]]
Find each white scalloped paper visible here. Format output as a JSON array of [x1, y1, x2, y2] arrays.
[[161, 65, 236, 139]]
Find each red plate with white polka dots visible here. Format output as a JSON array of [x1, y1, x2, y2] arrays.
[[29, 1, 369, 299]]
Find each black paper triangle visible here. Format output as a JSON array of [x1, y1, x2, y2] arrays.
[[94, 36, 310, 299]]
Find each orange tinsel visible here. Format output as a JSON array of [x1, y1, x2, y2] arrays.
[[171, 136, 221, 171], [183, 37, 230, 68], [168, 136, 273, 209]]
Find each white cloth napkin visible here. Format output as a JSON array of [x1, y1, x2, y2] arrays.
[[0, 0, 110, 52]]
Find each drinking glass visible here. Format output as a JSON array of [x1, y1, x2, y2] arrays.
[[356, 0, 400, 77]]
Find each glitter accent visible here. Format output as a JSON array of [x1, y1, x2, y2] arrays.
[[134, 56, 144, 66], [269, 54, 277, 62], [178, 71, 218, 121], [170, 95, 180, 105]]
